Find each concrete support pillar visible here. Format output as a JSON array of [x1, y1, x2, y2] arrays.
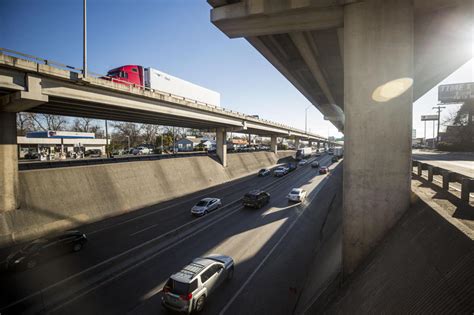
[[308, 140, 313, 148], [343, 0, 414, 275], [294, 137, 300, 149], [216, 127, 227, 167], [417, 162, 423, 176], [461, 178, 473, 202], [441, 170, 451, 190], [270, 135, 278, 154], [0, 111, 20, 212], [427, 165, 434, 182], [317, 141, 320, 149]]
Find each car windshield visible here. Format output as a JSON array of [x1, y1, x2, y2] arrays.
[[196, 200, 208, 207], [22, 242, 44, 252], [290, 189, 300, 194], [259, 169, 266, 172]]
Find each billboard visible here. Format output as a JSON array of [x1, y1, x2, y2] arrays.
[[438, 82, 474, 103], [421, 115, 438, 121]]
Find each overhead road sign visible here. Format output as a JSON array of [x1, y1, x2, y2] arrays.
[[438, 82, 474, 104]]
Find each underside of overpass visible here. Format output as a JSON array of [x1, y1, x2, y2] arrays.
[[208, 0, 474, 275]]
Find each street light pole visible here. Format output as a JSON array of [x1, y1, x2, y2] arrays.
[[83, 0, 87, 78]]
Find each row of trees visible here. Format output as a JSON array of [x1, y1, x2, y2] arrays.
[[16, 113, 211, 149]]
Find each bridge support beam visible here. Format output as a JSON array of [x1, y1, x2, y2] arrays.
[[216, 127, 227, 167], [0, 111, 20, 212], [270, 135, 278, 154], [317, 141, 320, 149], [343, 0, 413, 275], [294, 137, 300, 149]]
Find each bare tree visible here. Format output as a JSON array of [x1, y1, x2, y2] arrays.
[[16, 112, 36, 135], [140, 124, 160, 144], [112, 122, 143, 147], [72, 117, 102, 134], [31, 114, 68, 131]]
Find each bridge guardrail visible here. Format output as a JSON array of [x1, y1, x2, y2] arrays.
[[412, 160, 474, 203]]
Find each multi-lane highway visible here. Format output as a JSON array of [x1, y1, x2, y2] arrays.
[[0, 153, 342, 315]]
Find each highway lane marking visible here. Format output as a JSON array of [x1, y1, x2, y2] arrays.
[[46, 157, 333, 313], [87, 160, 300, 236], [3, 156, 328, 313], [219, 172, 332, 315], [127, 155, 330, 237]]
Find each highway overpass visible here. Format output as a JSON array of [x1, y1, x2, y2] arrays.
[[208, 0, 473, 275], [0, 48, 337, 214]]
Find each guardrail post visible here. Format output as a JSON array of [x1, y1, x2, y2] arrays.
[[417, 161, 423, 176], [461, 178, 473, 202], [427, 165, 434, 182], [441, 170, 451, 190]]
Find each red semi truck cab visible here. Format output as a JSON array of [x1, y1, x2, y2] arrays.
[[106, 65, 144, 86]]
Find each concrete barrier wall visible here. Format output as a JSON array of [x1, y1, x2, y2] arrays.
[[0, 151, 295, 246]]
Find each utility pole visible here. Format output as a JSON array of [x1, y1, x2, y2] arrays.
[[105, 119, 109, 157], [83, 0, 87, 78], [432, 105, 446, 144]]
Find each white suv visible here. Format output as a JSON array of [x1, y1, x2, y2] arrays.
[[162, 255, 234, 313]]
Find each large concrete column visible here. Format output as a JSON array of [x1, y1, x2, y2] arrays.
[[294, 137, 300, 149], [0, 111, 20, 212], [216, 127, 227, 167], [317, 141, 321, 149], [343, 0, 413, 275], [270, 135, 278, 154]]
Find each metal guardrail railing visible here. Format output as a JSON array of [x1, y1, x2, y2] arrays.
[[0, 48, 327, 140], [412, 160, 474, 202]]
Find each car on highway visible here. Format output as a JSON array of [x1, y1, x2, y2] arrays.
[[257, 168, 271, 177], [191, 198, 222, 216], [287, 188, 307, 202], [311, 161, 320, 168], [331, 156, 339, 163], [273, 166, 288, 177], [298, 159, 308, 166], [162, 255, 234, 314], [287, 162, 298, 172], [6, 230, 87, 271], [242, 190, 271, 208], [132, 146, 151, 155], [319, 166, 329, 174]]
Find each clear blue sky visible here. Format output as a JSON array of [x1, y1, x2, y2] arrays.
[[1, 0, 472, 139]]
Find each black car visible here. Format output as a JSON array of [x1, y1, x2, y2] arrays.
[[311, 161, 320, 168], [242, 190, 270, 209], [331, 156, 339, 162], [6, 230, 87, 271], [287, 163, 298, 172]]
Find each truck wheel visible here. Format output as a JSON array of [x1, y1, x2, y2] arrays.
[[26, 259, 37, 269], [73, 243, 83, 252]]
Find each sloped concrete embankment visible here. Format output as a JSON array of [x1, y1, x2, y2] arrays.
[[309, 194, 474, 314], [0, 151, 295, 247]]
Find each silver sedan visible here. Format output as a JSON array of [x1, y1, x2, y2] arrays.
[[191, 198, 222, 216]]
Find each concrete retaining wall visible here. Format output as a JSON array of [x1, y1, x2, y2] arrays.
[[0, 151, 295, 246]]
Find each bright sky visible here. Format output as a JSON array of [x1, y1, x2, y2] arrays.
[[1, 0, 472, 139]]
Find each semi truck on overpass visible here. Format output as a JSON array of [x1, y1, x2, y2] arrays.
[[106, 65, 220, 107]]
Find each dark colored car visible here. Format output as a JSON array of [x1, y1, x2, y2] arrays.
[[6, 230, 87, 271], [258, 168, 271, 177], [287, 163, 298, 172], [311, 161, 320, 168], [242, 190, 270, 209], [331, 156, 339, 163], [319, 166, 329, 174]]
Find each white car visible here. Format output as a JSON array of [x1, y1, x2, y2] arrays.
[[133, 146, 151, 155], [191, 198, 222, 216], [298, 159, 308, 165], [287, 188, 307, 202]]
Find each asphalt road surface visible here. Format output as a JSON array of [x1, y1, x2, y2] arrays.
[[0, 153, 342, 315]]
